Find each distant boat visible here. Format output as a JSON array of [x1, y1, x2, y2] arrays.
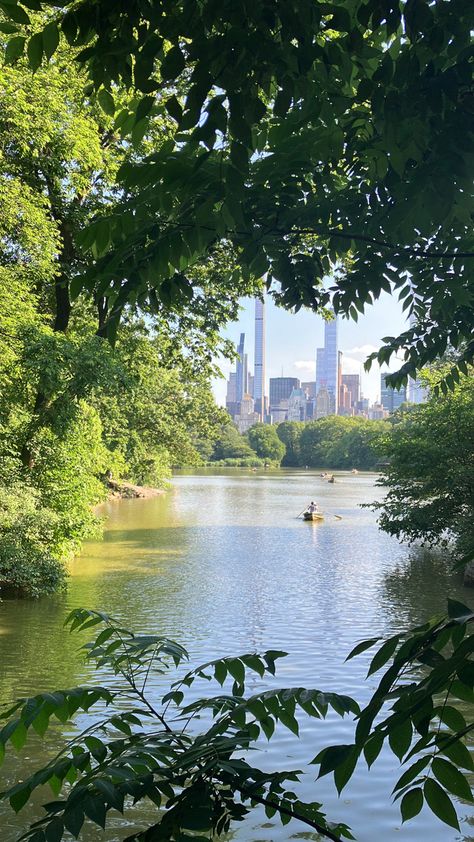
[[351, 469, 358, 475], [303, 511, 324, 521], [327, 476, 335, 483]]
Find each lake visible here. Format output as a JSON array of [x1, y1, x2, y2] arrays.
[[0, 469, 473, 841]]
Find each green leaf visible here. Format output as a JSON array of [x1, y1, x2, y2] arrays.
[[345, 637, 381, 661], [393, 756, 430, 793], [4, 34, 25, 64], [42, 22, 59, 60], [424, 778, 460, 830], [45, 817, 64, 842], [364, 733, 383, 768], [367, 635, 400, 676], [161, 45, 185, 81], [9, 785, 31, 813], [388, 718, 413, 761], [334, 746, 358, 793], [400, 787, 423, 822], [214, 660, 227, 685], [63, 804, 85, 837], [432, 757, 473, 801], [227, 658, 245, 685], [1, 3, 30, 24], [97, 89, 115, 117], [85, 736, 107, 762], [314, 744, 354, 777], [447, 599, 473, 621], [27, 32, 43, 72], [10, 721, 27, 751]]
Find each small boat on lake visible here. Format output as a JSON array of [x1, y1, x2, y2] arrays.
[[327, 475, 335, 483], [303, 511, 324, 521]]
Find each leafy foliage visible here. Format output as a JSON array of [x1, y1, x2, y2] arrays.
[[373, 370, 474, 558], [1, 603, 473, 840], [0, 609, 356, 842], [2, 0, 474, 386], [247, 423, 286, 463], [0, 37, 236, 595], [277, 416, 387, 469]]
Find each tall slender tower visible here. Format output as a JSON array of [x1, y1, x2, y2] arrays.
[[253, 298, 266, 420], [235, 333, 246, 402], [316, 317, 339, 414]]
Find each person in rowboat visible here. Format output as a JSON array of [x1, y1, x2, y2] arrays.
[[306, 501, 319, 514]]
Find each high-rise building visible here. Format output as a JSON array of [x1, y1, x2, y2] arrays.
[[301, 381, 316, 399], [235, 333, 247, 402], [288, 388, 307, 422], [338, 383, 352, 415], [315, 386, 330, 418], [316, 316, 339, 414], [253, 298, 266, 420], [342, 374, 361, 407], [381, 373, 407, 413], [269, 377, 300, 409], [248, 374, 254, 397], [225, 372, 237, 405], [315, 347, 326, 394], [408, 378, 429, 404]]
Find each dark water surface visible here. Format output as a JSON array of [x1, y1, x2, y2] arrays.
[[1, 470, 473, 840]]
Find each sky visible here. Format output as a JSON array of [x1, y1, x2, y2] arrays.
[[212, 293, 407, 406]]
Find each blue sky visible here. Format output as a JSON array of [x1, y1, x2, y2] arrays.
[[212, 293, 407, 405]]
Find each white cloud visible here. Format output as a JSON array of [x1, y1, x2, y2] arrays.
[[293, 360, 315, 371], [343, 343, 380, 358], [341, 356, 361, 374]]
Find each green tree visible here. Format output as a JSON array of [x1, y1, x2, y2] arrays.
[[4, 0, 474, 388], [211, 423, 256, 462], [0, 43, 238, 595], [276, 421, 304, 466], [373, 371, 474, 566], [247, 423, 285, 463]]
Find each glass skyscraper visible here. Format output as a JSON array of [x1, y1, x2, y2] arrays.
[[235, 333, 247, 402], [316, 316, 339, 414], [253, 298, 266, 419]]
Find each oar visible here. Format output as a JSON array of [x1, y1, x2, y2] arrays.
[[295, 508, 308, 519], [322, 510, 343, 520]]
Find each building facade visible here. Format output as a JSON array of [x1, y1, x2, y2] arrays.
[[315, 316, 339, 415], [235, 333, 248, 402], [341, 374, 361, 408], [253, 297, 266, 420], [380, 373, 407, 413]]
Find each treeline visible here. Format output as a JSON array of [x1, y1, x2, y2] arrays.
[[205, 416, 387, 469]]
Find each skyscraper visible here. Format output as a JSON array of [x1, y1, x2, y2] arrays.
[[316, 316, 339, 414], [341, 374, 361, 408], [380, 373, 407, 413], [235, 333, 247, 402], [253, 298, 266, 419]]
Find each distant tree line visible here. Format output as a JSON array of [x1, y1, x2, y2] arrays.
[[205, 416, 387, 469]]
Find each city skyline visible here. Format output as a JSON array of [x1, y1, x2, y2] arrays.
[[213, 293, 407, 406]]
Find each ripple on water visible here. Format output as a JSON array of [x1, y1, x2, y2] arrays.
[[0, 469, 472, 841]]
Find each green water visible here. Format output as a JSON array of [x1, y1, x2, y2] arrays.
[[0, 469, 473, 840]]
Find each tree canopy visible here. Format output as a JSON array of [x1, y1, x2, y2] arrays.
[[2, 0, 473, 387], [373, 368, 474, 559]]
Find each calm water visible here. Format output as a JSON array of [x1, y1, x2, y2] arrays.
[[0, 470, 473, 841]]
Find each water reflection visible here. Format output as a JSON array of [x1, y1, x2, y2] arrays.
[[0, 470, 472, 841]]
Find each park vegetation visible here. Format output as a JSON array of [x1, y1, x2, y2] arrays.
[[0, 0, 473, 839]]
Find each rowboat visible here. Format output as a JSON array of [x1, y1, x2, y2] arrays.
[[303, 511, 324, 521]]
